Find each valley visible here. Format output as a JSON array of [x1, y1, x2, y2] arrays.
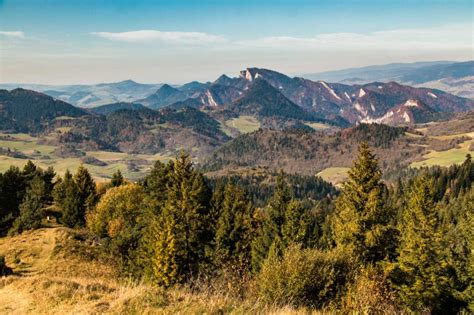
[[0, 65, 473, 181]]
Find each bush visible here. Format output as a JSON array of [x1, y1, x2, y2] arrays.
[[341, 266, 399, 313], [258, 245, 351, 308], [0, 255, 13, 276], [87, 183, 147, 276]]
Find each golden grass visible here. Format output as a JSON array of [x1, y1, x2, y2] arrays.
[[0, 227, 326, 314], [411, 139, 473, 168], [224, 115, 261, 134], [317, 167, 350, 186], [304, 122, 331, 130], [0, 132, 175, 181]]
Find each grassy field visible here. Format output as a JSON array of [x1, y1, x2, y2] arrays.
[[0, 227, 316, 314], [224, 115, 261, 134], [304, 122, 331, 130], [411, 131, 474, 168], [411, 138, 473, 168], [317, 167, 350, 186], [0, 133, 173, 181]]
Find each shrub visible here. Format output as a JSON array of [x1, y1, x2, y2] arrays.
[[341, 266, 399, 313], [87, 183, 147, 276], [0, 255, 13, 276], [258, 245, 351, 308]]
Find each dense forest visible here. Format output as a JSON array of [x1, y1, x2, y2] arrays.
[[0, 144, 472, 313]]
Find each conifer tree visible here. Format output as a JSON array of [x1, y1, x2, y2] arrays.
[[251, 176, 291, 272], [147, 153, 211, 285], [74, 165, 97, 210], [214, 184, 254, 268], [110, 169, 124, 188], [282, 199, 314, 246], [0, 166, 25, 235], [61, 171, 82, 228], [143, 160, 172, 204], [392, 175, 451, 312], [58, 168, 95, 228], [332, 142, 395, 263], [9, 176, 47, 234]]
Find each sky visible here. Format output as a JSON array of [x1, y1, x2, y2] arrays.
[[0, 0, 473, 84]]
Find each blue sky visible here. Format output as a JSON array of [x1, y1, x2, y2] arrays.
[[0, 0, 472, 84]]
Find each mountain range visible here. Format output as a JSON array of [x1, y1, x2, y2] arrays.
[[302, 60, 474, 99], [0, 80, 162, 108], [1, 65, 473, 162]]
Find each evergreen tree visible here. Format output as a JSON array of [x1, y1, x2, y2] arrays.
[[147, 153, 211, 285], [71, 165, 97, 227], [9, 176, 47, 234], [282, 199, 315, 247], [110, 169, 124, 188], [214, 184, 254, 269], [251, 176, 291, 272], [60, 170, 82, 228], [332, 142, 395, 263], [392, 175, 451, 312], [0, 166, 25, 235], [143, 160, 172, 204], [445, 186, 474, 312]]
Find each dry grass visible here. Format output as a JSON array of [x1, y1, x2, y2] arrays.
[[0, 227, 327, 314]]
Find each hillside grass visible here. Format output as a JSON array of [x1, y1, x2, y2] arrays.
[[224, 115, 261, 134], [317, 167, 350, 186], [0, 133, 174, 181], [411, 131, 474, 168], [0, 227, 319, 314], [304, 122, 331, 130]]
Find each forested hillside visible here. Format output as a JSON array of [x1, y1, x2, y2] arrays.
[[0, 145, 472, 313]]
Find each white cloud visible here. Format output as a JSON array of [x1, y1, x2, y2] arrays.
[[0, 31, 25, 39], [234, 23, 472, 51], [91, 30, 226, 45]]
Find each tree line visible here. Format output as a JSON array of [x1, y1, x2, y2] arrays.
[[0, 145, 472, 313]]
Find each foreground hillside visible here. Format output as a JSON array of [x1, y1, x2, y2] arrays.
[[0, 147, 472, 314], [0, 227, 303, 314]]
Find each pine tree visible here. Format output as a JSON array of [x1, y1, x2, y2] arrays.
[[0, 166, 25, 235], [282, 199, 315, 247], [143, 160, 172, 204], [214, 184, 254, 268], [251, 175, 291, 272], [69, 165, 97, 227], [332, 142, 395, 263], [147, 153, 211, 285], [392, 175, 451, 312], [110, 169, 124, 188], [61, 171, 82, 228], [9, 176, 47, 234]]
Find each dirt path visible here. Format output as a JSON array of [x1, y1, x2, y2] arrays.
[[0, 227, 60, 275], [0, 228, 63, 313]]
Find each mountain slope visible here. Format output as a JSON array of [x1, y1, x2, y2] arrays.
[[228, 79, 316, 121], [140, 84, 188, 109], [0, 89, 87, 132], [90, 102, 147, 115], [301, 60, 474, 98], [0, 80, 162, 107]]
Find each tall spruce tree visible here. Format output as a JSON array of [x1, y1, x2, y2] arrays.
[[9, 176, 47, 235], [251, 176, 291, 272], [60, 170, 82, 228], [392, 175, 451, 312], [214, 184, 254, 269], [147, 153, 211, 285], [69, 165, 97, 227], [332, 142, 395, 263], [282, 199, 315, 247], [0, 166, 25, 235]]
